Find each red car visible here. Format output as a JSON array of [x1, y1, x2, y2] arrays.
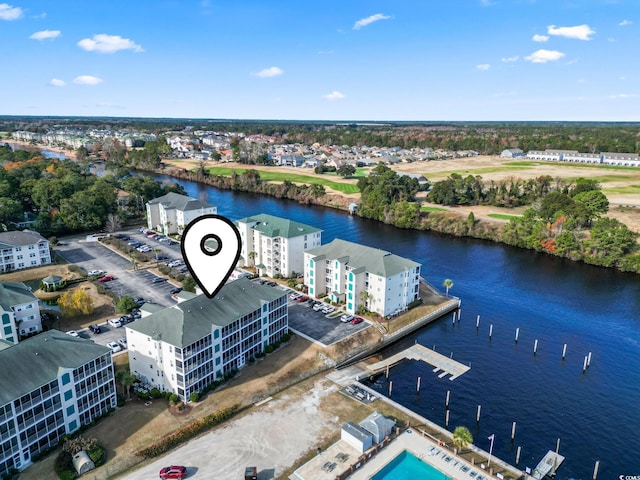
[[98, 275, 115, 283], [352, 317, 364, 325], [295, 295, 309, 302], [159, 465, 187, 479]]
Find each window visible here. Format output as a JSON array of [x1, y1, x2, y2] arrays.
[[69, 420, 77, 432], [3, 326, 11, 335], [213, 330, 220, 339], [1, 314, 9, 325], [66, 405, 74, 416], [215, 357, 221, 366], [61, 373, 70, 385], [214, 344, 220, 353], [64, 390, 73, 401]]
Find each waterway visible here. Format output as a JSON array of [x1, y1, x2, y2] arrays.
[[153, 174, 640, 479]]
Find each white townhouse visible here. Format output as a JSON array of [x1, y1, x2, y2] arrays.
[[0, 282, 42, 344], [602, 152, 640, 167], [126, 278, 288, 402], [0, 231, 51, 274], [526, 149, 579, 162], [236, 214, 322, 278], [146, 192, 217, 235], [0, 331, 116, 476], [304, 239, 421, 318], [500, 148, 524, 158]]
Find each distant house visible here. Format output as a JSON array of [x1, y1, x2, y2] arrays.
[[8, 213, 38, 230], [500, 148, 524, 158], [0, 230, 51, 273], [279, 155, 305, 167], [397, 172, 429, 187], [0, 282, 42, 343], [146, 192, 217, 235]]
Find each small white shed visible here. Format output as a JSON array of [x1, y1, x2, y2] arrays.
[[72, 450, 95, 476]]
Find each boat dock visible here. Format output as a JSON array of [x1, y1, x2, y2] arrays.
[[365, 343, 470, 380], [529, 450, 565, 480]]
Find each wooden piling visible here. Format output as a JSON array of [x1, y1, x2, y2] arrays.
[[386, 365, 389, 379], [476, 404, 481, 422], [476, 315, 480, 328], [587, 351, 592, 367], [592, 460, 600, 480], [511, 421, 516, 441], [489, 324, 493, 339], [515, 446, 521, 464], [389, 381, 393, 397], [452, 312, 456, 325], [416, 377, 421, 393], [583, 356, 588, 372], [534, 339, 538, 355], [445, 409, 450, 427], [562, 343, 567, 359], [446, 390, 450, 408], [556, 437, 560, 454], [515, 327, 519, 343]]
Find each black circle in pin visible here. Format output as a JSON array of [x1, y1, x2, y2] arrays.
[[200, 233, 222, 256]]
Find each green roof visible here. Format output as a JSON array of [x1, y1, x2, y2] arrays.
[[0, 330, 112, 406], [306, 238, 421, 277], [127, 277, 287, 348], [235, 213, 321, 239], [0, 282, 37, 309]]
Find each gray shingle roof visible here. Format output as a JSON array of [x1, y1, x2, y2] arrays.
[[306, 238, 420, 277], [127, 277, 287, 348], [0, 330, 112, 406], [0, 230, 48, 249], [0, 282, 37, 309], [147, 192, 214, 212], [342, 421, 373, 442], [235, 213, 321, 239]]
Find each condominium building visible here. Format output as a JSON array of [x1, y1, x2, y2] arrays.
[[146, 192, 217, 235], [0, 230, 51, 273], [0, 282, 42, 344], [236, 213, 322, 278], [304, 239, 421, 317], [126, 277, 288, 402], [0, 331, 116, 476]]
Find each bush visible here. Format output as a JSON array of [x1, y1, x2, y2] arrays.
[[150, 388, 163, 399], [88, 446, 105, 466], [189, 392, 200, 402], [169, 393, 179, 404], [158, 265, 170, 275], [264, 344, 274, 354]]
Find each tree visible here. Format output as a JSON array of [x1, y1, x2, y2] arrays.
[[182, 275, 196, 293], [115, 370, 136, 399], [105, 213, 122, 233], [453, 426, 473, 452], [62, 435, 98, 456], [248, 251, 257, 267], [443, 279, 453, 297], [573, 190, 609, 224], [117, 295, 138, 313], [337, 164, 356, 177], [57, 289, 94, 316]]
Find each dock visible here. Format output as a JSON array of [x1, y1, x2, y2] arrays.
[[365, 344, 470, 380], [529, 450, 565, 480]]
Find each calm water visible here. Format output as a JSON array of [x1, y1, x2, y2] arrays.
[[371, 450, 451, 480], [153, 174, 640, 479]]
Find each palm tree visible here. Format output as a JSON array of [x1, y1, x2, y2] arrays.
[[443, 279, 454, 297], [115, 370, 136, 399], [453, 426, 473, 452], [248, 251, 257, 267]]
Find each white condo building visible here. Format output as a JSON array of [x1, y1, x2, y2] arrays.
[[0, 282, 42, 344], [304, 239, 421, 317], [0, 231, 51, 274], [236, 214, 322, 278], [0, 331, 116, 476], [146, 192, 217, 235], [126, 278, 288, 402]]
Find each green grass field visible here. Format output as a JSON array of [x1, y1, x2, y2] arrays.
[[205, 166, 360, 194], [487, 213, 522, 221], [420, 206, 448, 212], [602, 185, 640, 195]]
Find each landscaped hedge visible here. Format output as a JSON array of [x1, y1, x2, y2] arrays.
[[136, 404, 240, 458]]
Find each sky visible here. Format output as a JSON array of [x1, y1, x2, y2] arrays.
[[1, 0, 639, 122]]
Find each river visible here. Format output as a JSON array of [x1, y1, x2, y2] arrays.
[[154, 174, 640, 479]]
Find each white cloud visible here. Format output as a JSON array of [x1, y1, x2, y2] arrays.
[[547, 24, 595, 41], [252, 66, 283, 78], [73, 75, 103, 85], [525, 49, 565, 63], [29, 30, 61, 40], [77, 34, 143, 53], [323, 91, 345, 100], [619, 19, 632, 27], [532, 34, 549, 42], [49, 78, 65, 87], [0, 3, 23, 20], [476, 64, 490, 71], [353, 13, 391, 30], [501, 56, 519, 63], [609, 93, 638, 99]]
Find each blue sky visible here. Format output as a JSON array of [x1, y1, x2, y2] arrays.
[[1, 0, 638, 121]]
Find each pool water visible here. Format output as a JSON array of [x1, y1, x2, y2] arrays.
[[371, 450, 451, 480]]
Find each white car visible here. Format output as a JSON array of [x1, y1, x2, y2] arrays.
[[108, 318, 123, 328], [117, 337, 127, 349], [106, 341, 122, 353], [65, 330, 79, 337], [322, 306, 335, 314], [340, 314, 354, 323], [87, 270, 105, 276], [313, 303, 325, 311]]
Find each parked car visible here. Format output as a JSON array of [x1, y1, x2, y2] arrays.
[[87, 269, 105, 276], [106, 341, 122, 353], [159, 466, 187, 479], [152, 277, 167, 283], [322, 306, 335, 314], [290, 293, 301, 300], [89, 324, 102, 334], [117, 337, 127, 349], [98, 275, 115, 283], [352, 317, 364, 325], [131, 309, 142, 319], [65, 330, 79, 337], [313, 303, 325, 311], [170, 287, 183, 295], [340, 314, 354, 323], [134, 297, 145, 306], [295, 295, 309, 303], [108, 318, 123, 328]]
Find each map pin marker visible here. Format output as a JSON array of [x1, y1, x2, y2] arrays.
[[180, 214, 241, 298]]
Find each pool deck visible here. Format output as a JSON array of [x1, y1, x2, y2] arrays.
[[348, 430, 503, 480]]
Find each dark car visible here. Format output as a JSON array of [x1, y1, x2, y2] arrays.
[[170, 287, 183, 295], [159, 465, 187, 479], [131, 309, 142, 319], [89, 324, 102, 334]]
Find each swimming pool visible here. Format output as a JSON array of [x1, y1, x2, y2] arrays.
[[371, 450, 451, 480]]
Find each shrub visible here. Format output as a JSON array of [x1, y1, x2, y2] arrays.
[[169, 393, 179, 404], [281, 332, 291, 342], [88, 446, 105, 466], [150, 388, 162, 399], [158, 266, 170, 275], [189, 392, 200, 402], [264, 345, 274, 354]]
